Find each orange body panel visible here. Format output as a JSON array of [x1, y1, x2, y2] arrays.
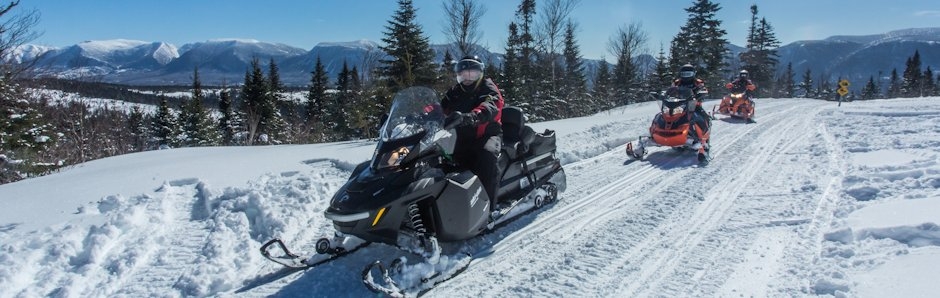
[[650, 123, 690, 147]]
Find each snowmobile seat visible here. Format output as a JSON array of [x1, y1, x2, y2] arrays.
[[501, 106, 534, 160]]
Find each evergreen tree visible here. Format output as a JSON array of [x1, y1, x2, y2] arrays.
[[610, 23, 647, 105], [739, 5, 780, 97], [887, 68, 901, 98], [922, 67, 935, 97], [513, 0, 539, 112], [239, 58, 268, 145], [500, 22, 522, 103], [437, 49, 456, 91], [0, 75, 54, 183], [648, 45, 673, 94], [561, 21, 587, 108], [799, 68, 813, 98], [151, 96, 178, 148], [378, 0, 438, 92], [776, 62, 796, 97], [861, 76, 880, 100], [593, 60, 615, 110], [306, 55, 329, 141], [217, 86, 237, 145], [126, 106, 147, 151], [345, 66, 373, 139], [901, 50, 922, 97], [670, 0, 729, 94], [179, 67, 218, 147], [324, 60, 354, 140], [816, 74, 832, 100], [265, 58, 287, 143]]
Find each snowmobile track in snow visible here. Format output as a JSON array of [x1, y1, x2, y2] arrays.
[[430, 99, 834, 297]]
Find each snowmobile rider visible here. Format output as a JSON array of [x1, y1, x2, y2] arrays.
[[672, 64, 711, 123], [441, 55, 505, 218], [726, 69, 757, 97]]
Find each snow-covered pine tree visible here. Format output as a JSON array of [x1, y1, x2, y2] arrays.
[[437, 49, 456, 92], [151, 95, 178, 149], [561, 21, 588, 114], [610, 23, 648, 106], [512, 0, 539, 115], [816, 74, 832, 100], [378, 0, 438, 92], [127, 106, 148, 152], [861, 76, 880, 100], [593, 60, 615, 110], [306, 55, 329, 142], [647, 45, 673, 99], [217, 86, 237, 145], [327, 60, 354, 140], [887, 68, 901, 98], [923, 67, 936, 97], [739, 5, 780, 97], [0, 75, 54, 183], [670, 0, 729, 95], [775, 62, 795, 98], [179, 67, 219, 147], [901, 50, 922, 97], [501, 22, 522, 106], [799, 68, 813, 98], [239, 58, 268, 145], [265, 58, 288, 143]]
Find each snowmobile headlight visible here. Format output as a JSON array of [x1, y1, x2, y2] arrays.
[[672, 106, 685, 115], [731, 93, 743, 99], [377, 146, 412, 169]]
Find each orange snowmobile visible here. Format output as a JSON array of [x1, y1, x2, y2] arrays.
[[626, 86, 711, 165], [712, 89, 755, 122]]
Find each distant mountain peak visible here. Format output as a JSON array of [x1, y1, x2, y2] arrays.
[[205, 38, 263, 44], [315, 39, 379, 49]]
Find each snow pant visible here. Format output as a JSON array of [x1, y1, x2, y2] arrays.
[[454, 135, 502, 211]]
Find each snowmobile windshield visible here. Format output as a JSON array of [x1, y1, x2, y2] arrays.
[[379, 87, 445, 142], [373, 87, 447, 170], [665, 86, 695, 103]]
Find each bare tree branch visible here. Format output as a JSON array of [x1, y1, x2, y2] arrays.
[[441, 0, 486, 57], [536, 0, 579, 91], [0, 1, 42, 78]]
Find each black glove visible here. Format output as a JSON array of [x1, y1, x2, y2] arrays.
[[462, 111, 479, 126], [444, 112, 462, 129], [443, 111, 479, 129]]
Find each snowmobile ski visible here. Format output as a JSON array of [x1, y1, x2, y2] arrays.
[[362, 253, 473, 297], [259, 237, 369, 269]]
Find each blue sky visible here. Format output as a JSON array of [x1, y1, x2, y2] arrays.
[[18, 0, 940, 60]]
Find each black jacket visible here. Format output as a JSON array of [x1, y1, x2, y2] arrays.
[[442, 78, 504, 141]]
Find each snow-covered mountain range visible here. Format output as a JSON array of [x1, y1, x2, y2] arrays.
[[9, 27, 940, 86]]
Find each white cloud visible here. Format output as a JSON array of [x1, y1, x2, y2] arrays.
[[914, 10, 940, 17]]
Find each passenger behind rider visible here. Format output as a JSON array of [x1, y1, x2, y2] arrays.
[[441, 56, 504, 217]]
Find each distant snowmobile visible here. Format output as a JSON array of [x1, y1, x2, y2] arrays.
[[259, 86, 566, 296], [712, 91, 755, 122], [626, 86, 711, 165]]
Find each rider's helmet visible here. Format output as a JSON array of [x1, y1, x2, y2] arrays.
[[739, 69, 749, 79], [679, 64, 695, 83], [455, 55, 484, 85]]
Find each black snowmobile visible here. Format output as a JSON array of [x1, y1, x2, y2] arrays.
[[259, 86, 566, 296]]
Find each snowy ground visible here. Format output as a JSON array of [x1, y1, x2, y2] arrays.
[[1, 96, 938, 297]]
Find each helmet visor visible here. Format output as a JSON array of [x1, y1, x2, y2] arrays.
[[457, 69, 482, 84], [454, 59, 483, 73], [679, 70, 695, 78]]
